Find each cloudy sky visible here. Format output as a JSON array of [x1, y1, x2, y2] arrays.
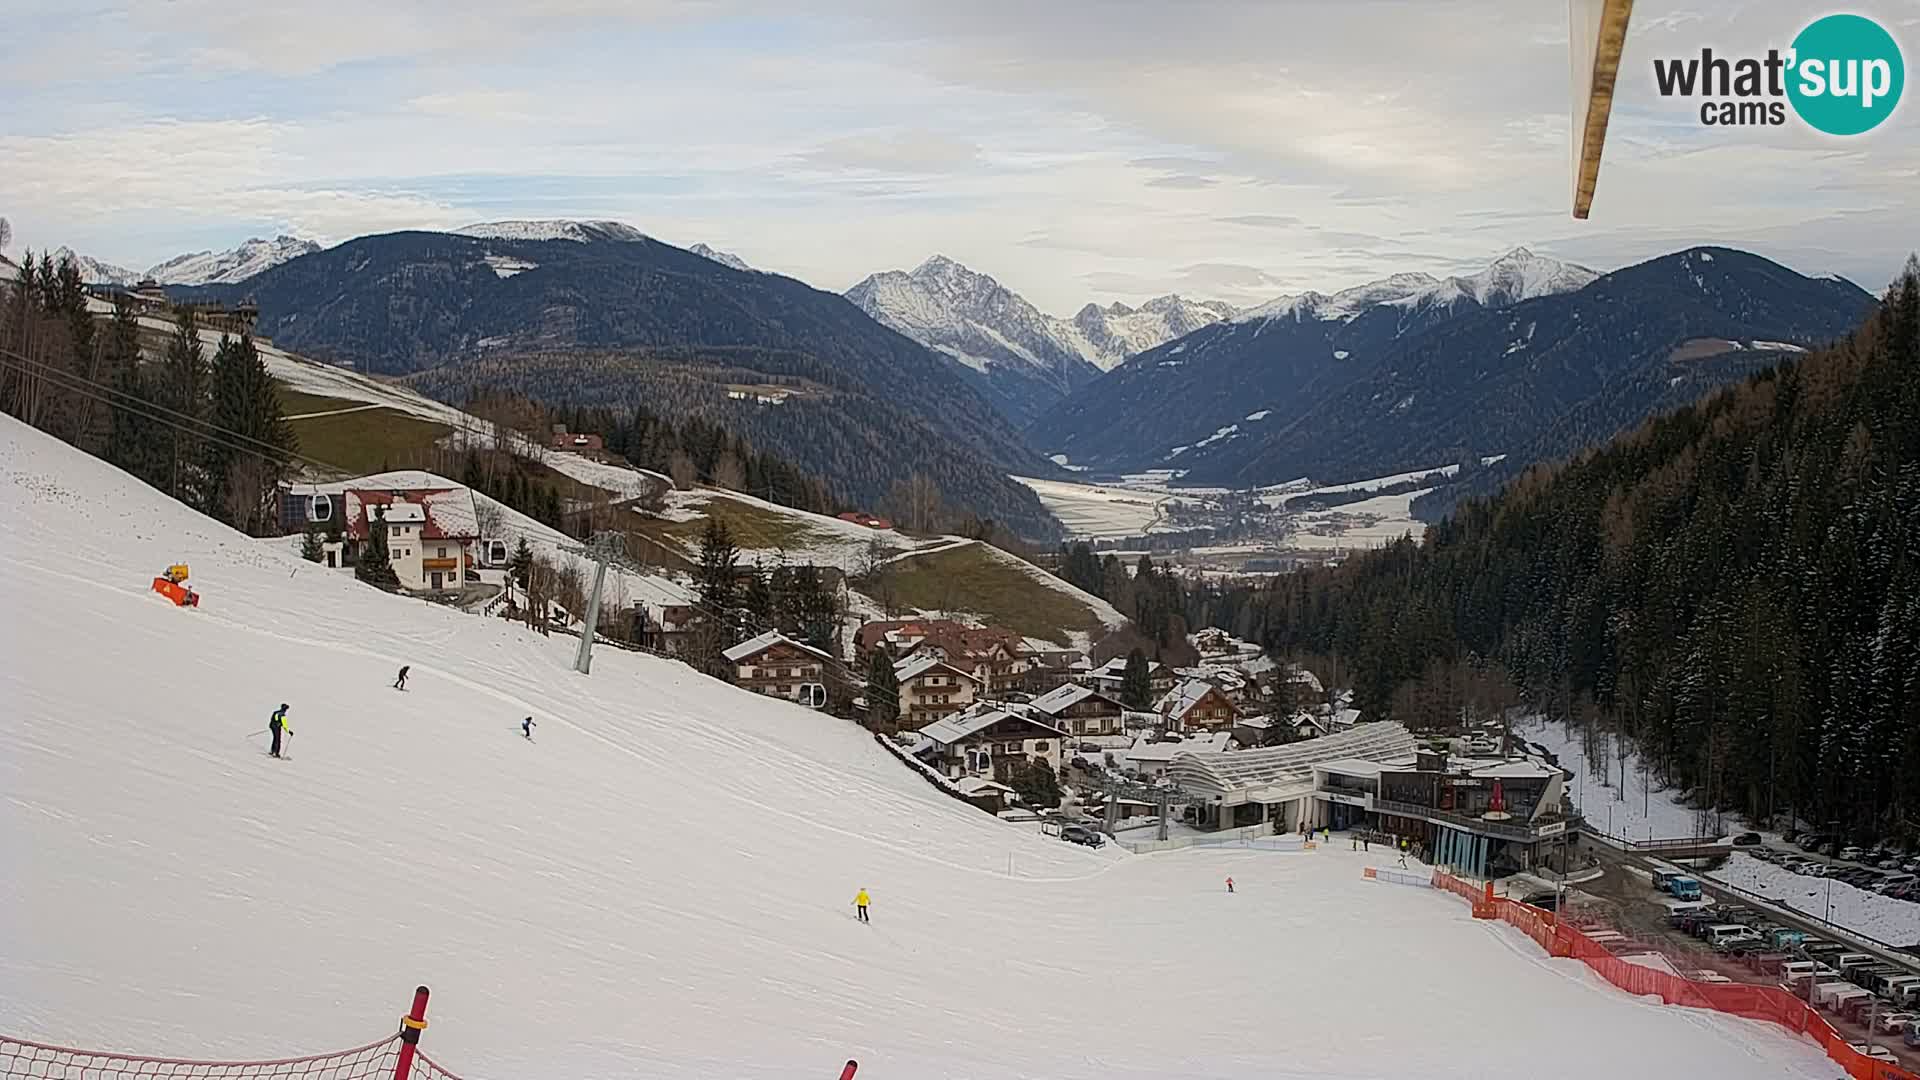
[[3, 0, 1915, 312]]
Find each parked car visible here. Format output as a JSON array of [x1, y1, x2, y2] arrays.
[[1731, 832, 1763, 846], [1906, 1018, 1920, 1048], [1849, 1042, 1898, 1064], [1877, 1011, 1917, 1035], [1706, 925, 1763, 951], [1877, 872, 1918, 894], [1840, 845, 1866, 862], [1058, 824, 1105, 848]]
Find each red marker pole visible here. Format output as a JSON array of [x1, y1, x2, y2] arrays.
[[838, 1060, 859, 1080], [393, 986, 431, 1080]]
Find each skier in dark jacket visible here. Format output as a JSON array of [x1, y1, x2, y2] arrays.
[[522, 716, 536, 739], [268, 704, 290, 758], [393, 665, 410, 690]]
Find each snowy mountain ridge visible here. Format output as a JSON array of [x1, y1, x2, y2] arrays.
[[849, 255, 1234, 375], [453, 219, 651, 243], [688, 243, 752, 272], [49, 247, 141, 286], [143, 236, 322, 285], [1229, 250, 1596, 329], [47, 237, 321, 286], [1387, 247, 1599, 313]]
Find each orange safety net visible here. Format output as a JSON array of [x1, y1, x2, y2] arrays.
[[0, 1036, 403, 1080], [1430, 872, 1918, 1080]]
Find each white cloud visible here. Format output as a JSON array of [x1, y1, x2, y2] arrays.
[[3, 0, 1914, 310]]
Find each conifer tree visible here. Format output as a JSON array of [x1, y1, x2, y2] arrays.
[[356, 505, 400, 588], [866, 647, 901, 734], [203, 334, 295, 534], [509, 536, 534, 596], [695, 517, 740, 628], [1121, 647, 1152, 710], [156, 308, 210, 505], [300, 523, 325, 563]]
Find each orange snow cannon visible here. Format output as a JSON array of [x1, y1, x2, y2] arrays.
[[152, 565, 200, 607]]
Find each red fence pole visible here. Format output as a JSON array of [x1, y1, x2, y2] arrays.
[[838, 1060, 858, 1080], [393, 986, 430, 1080]]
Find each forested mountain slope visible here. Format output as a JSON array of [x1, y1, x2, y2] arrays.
[[177, 229, 1062, 539], [1230, 262, 1920, 838]]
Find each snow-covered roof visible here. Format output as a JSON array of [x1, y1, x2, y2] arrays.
[[1029, 683, 1122, 716], [1317, 758, 1384, 779], [1168, 722, 1418, 799], [894, 654, 973, 684], [1331, 708, 1362, 729], [1156, 679, 1225, 719], [342, 488, 477, 541], [1127, 731, 1234, 763], [722, 630, 832, 664], [955, 777, 1014, 797], [1470, 760, 1562, 781], [1236, 716, 1274, 729], [919, 710, 1065, 746]]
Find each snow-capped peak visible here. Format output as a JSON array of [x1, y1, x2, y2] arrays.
[[1233, 274, 1436, 325], [1389, 248, 1598, 312], [49, 247, 140, 286], [145, 235, 321, 285], [848, 256, 1234, 379], [689, 243, 752, 272], [454, 220, 650, 244]]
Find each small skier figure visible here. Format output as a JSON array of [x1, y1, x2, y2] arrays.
[[854, 888, 871, 923], [393, 665, 410, 690], [1226, 877, 1235, 894], [522, 716, 536, 740], [1398, 836, 1410, 868], [1352, 834, 1359, 851], [268, 704, 290, 759]]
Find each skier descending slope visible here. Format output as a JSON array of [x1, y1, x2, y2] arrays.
[[853, 888, 870, 923], [393, 665, 409, 691], [268, 704, 290, 759], [522, 717, 536, 740]]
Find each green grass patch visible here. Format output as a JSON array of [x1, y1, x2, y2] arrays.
[[285, 407, 453, 477], [632, 492, 831, 556], [277, 388, 369, 417], [883, 542, 1101, 646]]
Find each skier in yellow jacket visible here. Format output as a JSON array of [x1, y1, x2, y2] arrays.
[[853, 888, 871, 923]]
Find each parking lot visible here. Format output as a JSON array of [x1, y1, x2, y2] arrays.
[[1563, 845, 1920, 1070], [1740, 836, 1920, 902]]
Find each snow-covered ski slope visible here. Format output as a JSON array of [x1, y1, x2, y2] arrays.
[[1, 417, 1835, 1079]]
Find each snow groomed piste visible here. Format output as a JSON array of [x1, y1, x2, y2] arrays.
[[0, 412, 1845, 1078]]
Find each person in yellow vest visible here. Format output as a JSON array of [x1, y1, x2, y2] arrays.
[[853, 888, 871, 923]]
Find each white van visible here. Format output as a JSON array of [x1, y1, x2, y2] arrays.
[[1705, 924, 1760, 950]]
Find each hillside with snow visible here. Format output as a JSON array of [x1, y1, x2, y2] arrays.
[[846, 256, 1232, 426], [49, 246, 140, 286], [1035, 247, 1869, 492], [453, 219, 650, 243], [48, 238, 320, 286], [689, 243, 752, 271], [0, 412, 1839, 1078], [145, 236, 322, 285]]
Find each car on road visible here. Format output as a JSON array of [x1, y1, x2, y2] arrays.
[[1058, 824, 1105, 848], [1731, 832, 1763, 846]]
